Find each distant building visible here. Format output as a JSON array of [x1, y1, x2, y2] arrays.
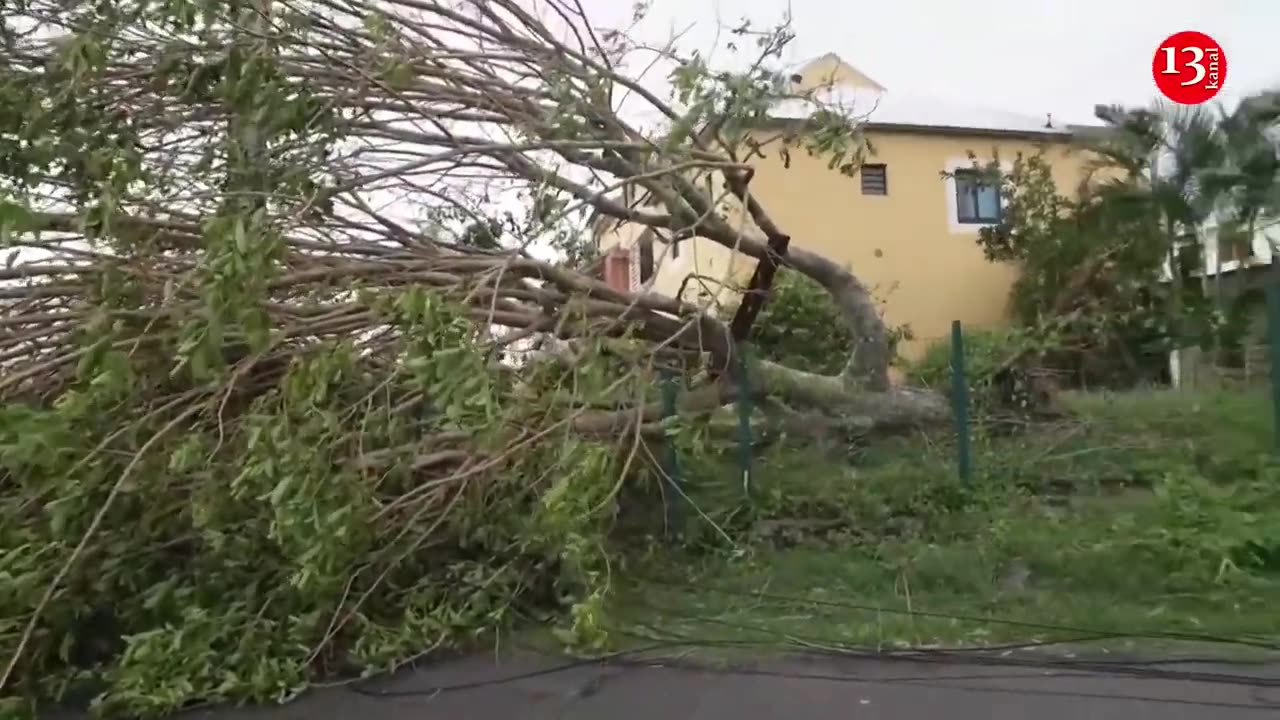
[[1160, 215, 1280, 386]]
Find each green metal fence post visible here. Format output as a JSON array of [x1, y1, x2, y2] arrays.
[[660, 370, 683, 536], [1265, 283, 1280, 454], [734, 347, 753, 498], [950, 320, 973, 487]]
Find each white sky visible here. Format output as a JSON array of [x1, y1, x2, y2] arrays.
[[583, 0, 1280, 126]]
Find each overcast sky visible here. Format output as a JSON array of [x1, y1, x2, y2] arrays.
[[582, 0, 1280, 126]]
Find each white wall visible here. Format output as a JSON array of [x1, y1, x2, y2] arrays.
[[1159, 216, 1280, 282]]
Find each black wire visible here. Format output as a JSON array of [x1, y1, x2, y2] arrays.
[[345, 577, 1280, 706], [346, 641, 1280, 711], [605, 629, 1135, 683], [347, 640, 713, 697], [636, 576, 1280, 650], [624, 591, 1280, 667], [618, 616, 1124, 658], [621, 658, 1280, 711], [840, 645, 1280, 688], [347, 617, 1280, 699], [626, 604, 1280, 688], [375, 580, 1280, 696], [348, 660, 584, 697]]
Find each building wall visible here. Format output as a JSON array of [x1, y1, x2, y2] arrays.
[[1160, 215, 1280, 281], [789, 53, 885, 93], [1172, 263, 1274, 388], [596, 127, 1096, 363]]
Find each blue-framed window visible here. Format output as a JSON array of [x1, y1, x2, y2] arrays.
[[954, 169, 1001, 224]]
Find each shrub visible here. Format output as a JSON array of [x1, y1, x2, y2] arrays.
[[733, 271, 912, 375], [907, 326, 1032, 390], [738, 272, 855, 375]]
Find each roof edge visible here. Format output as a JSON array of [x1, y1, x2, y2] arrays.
[[755, 115, 1079, 142], [865, 120, 1076, 141]]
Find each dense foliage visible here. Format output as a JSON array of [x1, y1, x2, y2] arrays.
[[738, 273, 856, 374], [635, 387, 1280, 655], [0, 288, 644, 718], [958, 93, 1280, 387], [969, 151, 1215, 386], [909, 327, 1030, 388], [735, 272, 915, 376]]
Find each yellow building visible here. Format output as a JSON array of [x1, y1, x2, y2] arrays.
[[594, 53, 1096, 364]]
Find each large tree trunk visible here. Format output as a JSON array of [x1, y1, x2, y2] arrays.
[[692, 177, 895, 392], [571, 357, 947, 439], [751, 359, 946, 428]]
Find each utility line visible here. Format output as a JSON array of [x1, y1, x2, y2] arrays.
[[347, 638, 1280, 711], [634, 576, 1280, 650]]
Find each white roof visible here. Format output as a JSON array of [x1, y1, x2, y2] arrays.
[[771, 84, 1073, 137]]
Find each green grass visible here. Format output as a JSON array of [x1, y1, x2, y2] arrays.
[[609, 388, 1280, 659]]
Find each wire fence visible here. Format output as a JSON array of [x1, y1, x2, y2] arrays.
[[656, 287, 1280, 535]]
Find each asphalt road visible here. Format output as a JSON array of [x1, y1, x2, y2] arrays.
[[45, 649, 1280, 719]]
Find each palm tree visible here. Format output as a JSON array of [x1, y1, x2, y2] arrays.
[[1086, 101, 1225, 354], [1203, 89, 1280, 277], [1087, 90, 1280, 380]]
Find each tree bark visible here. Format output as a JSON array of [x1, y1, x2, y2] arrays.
[[751, 359, 946, 428], [571, 357, 947, 439], [693, 181, 894, 392]]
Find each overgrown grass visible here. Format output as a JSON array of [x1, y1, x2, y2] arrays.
[[611, 388, 1280, 657]]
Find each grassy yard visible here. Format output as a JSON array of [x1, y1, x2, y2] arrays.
[[609, 388, 1280, 657]]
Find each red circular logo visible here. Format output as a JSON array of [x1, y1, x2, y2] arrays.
[[1153, 31, 1227, 104]]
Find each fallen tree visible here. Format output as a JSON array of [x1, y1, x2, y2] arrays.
[[0, 0, 945, 714], [0, 0, 947, 423]]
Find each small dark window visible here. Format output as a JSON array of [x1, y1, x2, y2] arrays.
[[860, 164, 888, 195], [638, 236, 654, 283], [954, 169, 1001, 223]]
